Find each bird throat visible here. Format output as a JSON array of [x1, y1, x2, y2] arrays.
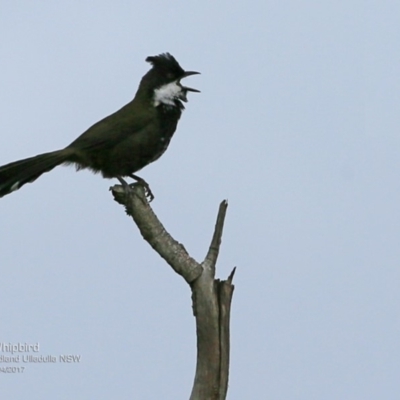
[[153, 81, 184, 108]]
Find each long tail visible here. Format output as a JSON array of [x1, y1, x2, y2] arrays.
[[0, 150, 71, 198]]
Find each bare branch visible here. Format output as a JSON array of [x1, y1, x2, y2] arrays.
[[111, 185, 235, 400], [217, 269, 236, 399], [203, 200, 228, 273], [110, 183, 202, 283]]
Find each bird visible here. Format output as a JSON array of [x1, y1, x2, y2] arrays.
[[0, 53, 200, 201]]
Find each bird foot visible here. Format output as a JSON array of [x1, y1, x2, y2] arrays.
[[127, 174, 154, 202], [117, 176, 154, 203], [128, 181, 154, 202]]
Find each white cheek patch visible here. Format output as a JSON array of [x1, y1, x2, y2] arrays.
[[153, 81, 182, 107]]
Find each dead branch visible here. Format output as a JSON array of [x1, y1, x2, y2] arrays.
[[111, 183, 235, 400]]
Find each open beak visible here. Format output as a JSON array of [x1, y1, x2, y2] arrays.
[[180, 71, 200, 101], [183, 71, 200, 78]]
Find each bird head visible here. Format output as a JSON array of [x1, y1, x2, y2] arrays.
[[140, 53, 200, 108]]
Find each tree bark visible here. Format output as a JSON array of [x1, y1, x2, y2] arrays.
[[111, 184, 235, 400]]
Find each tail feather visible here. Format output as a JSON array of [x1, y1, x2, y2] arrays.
[[0, 150, 70, 197]]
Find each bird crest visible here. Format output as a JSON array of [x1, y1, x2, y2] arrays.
[[146, 53, 185, 77]]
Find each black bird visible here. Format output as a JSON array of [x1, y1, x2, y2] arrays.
[[0, 53, 199, 201]]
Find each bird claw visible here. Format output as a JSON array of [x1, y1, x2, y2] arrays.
[[126, 174, 155, 202], [129, 181, 154, 202], [117, 175, 154, 203]]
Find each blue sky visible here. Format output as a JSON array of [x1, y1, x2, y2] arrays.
[[1, 1, 400, 399]]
